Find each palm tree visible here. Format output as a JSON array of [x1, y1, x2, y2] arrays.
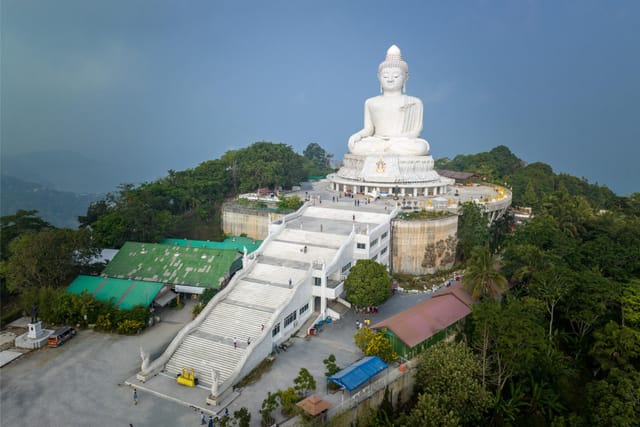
[[464, 246, 508, 300]]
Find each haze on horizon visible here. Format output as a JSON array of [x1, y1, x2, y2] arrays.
[[2, 1, 639, 196]]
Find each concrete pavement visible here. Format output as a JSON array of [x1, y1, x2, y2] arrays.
[[0, 301, 204, 427]]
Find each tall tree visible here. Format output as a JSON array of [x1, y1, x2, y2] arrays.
[[412, 341, 491, 425], [4, 228, 100, 293], [344, 259, 391, 307], [463, 246, 507, 300], [456, 202, 489, 262], [303, 142, 333, 173], [527, 265, 572, 341], [1, 210, 52, 260], [293, 367, 317, 398]]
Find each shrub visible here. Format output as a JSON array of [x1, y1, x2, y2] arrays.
[[277, 387, 300, 417], [95, 313, 113, 331], [116, 319, 145, 335], [192, 303, 203, 318]]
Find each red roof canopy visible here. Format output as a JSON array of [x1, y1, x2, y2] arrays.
[[371, 284, 473, 348]]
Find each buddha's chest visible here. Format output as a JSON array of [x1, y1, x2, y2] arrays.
[[368, 97, 413, 130], [369, 97, 408, 115]]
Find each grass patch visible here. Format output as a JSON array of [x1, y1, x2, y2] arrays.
[[392, 266, 462, 291], [236, 357, 275, 387], [397, 209, 454, 220]]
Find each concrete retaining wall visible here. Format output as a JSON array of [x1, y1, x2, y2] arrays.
[[391, 215, 458, 275], [326, 360, 417, 426], [222, 204, 284, 240]]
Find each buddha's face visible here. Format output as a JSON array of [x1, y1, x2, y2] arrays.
[[379, 66, 406, 92]]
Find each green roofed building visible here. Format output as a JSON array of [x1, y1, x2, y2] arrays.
[[67, 275, 165, 309], [102, 242, 239, 292], [160, 236, 262, 254]]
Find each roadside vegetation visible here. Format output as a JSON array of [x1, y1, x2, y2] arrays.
[[1, 143, 638, 424], [351, 187, 640, 425]]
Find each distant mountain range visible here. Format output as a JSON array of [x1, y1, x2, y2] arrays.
[[0, 150, 140, 228], [0, 175, 102, 229], [1, 150, 124, 194]]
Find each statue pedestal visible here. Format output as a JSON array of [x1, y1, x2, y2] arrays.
[[329, 153, 454, 198], [28, 321, 43, 339], [15, 321, 53, 349]]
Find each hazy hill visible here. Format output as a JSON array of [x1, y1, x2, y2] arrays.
[[0, 175, 101, 228], [1, 150, 122, 194]]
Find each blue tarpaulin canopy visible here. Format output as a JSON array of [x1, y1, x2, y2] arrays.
[[328, 356, 388, 392]]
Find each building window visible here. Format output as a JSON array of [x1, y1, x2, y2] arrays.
[[314, 277, 321, 286], [341, 262, 352, 274], [272, 322, 280, 337], [371, 238, 379, 247], [299, 303, 309, 315], [381, 246, 388, 255], [284, 311, 297, 328], [357, 243, 366, 249], [372, 254, 378, 261], [381, 231, 388, 240]]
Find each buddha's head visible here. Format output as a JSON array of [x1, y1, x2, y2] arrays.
[[378, 45, 408, 93]]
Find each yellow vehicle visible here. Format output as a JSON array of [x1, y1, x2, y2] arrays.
[[177, 368, 198, 387]]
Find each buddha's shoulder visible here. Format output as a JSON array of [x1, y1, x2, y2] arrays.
[[404, 95, 423, 105], [365, 95, 423, 106], [364, 96, 384, 105]]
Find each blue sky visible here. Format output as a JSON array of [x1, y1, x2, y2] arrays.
[[2, 1, 639, 195]]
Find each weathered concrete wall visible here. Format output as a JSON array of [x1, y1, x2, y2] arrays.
[[327, 361, 417, 426], [391, 214, 458, 275], [222, 203, 284, 240]]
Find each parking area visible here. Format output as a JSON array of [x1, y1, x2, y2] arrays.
[[0, 302, 200, 427], [0, 288, 438, 426]]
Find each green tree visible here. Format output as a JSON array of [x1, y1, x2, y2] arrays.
[[323, 354, 341, 377], [354, 326, 376, 352], [562, 270, 616, 343], [456, 202, 489, 262], [413, 341, 491, 425], [586, 369, 640, 427], [91, 185, 175, 247], [303, 142, 333, 174], [221, 142, 307, 193], [622, 281, 640, 328], [344, 259, 391, 308], [5, 228, 100, 294], [364, 331, 398, 363], [403, 392, 460, 427], [293, 368, 316, 398], [590, 321, 640, 373], [463, 246, 507, 300], [470, 299, 548, 393], [260, 391, 279, 426], [277, 387, 300, 417], [276, 195, 304, 212], [527, 265, 571, 341], [0, 210, 52, 260], [232, 407, 251, 427]]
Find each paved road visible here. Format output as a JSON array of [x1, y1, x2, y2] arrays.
[[0, 302, 202, 427], [0, 288, 442, 427]]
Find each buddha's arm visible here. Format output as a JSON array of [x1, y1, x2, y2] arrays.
[[399, 98, 423, 138], [348, 101, 375, 145]]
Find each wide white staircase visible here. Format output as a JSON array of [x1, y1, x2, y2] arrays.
[[152, 205, 366, 393]]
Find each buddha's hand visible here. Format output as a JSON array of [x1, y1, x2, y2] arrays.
[[348, 132, 363, 149]]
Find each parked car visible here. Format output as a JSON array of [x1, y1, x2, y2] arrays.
[[47, 326, 76, 347]]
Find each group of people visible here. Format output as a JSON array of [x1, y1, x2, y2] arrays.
[[200, 408, 229, 426], [356, 319, 372, 329]]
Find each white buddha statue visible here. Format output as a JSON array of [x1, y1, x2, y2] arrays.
[[348, 45, 430, 156]]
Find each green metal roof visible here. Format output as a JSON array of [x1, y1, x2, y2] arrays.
[[103, 242, 238, 289], [160, 236, 262, 254], [66, 275, 163, 309]]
